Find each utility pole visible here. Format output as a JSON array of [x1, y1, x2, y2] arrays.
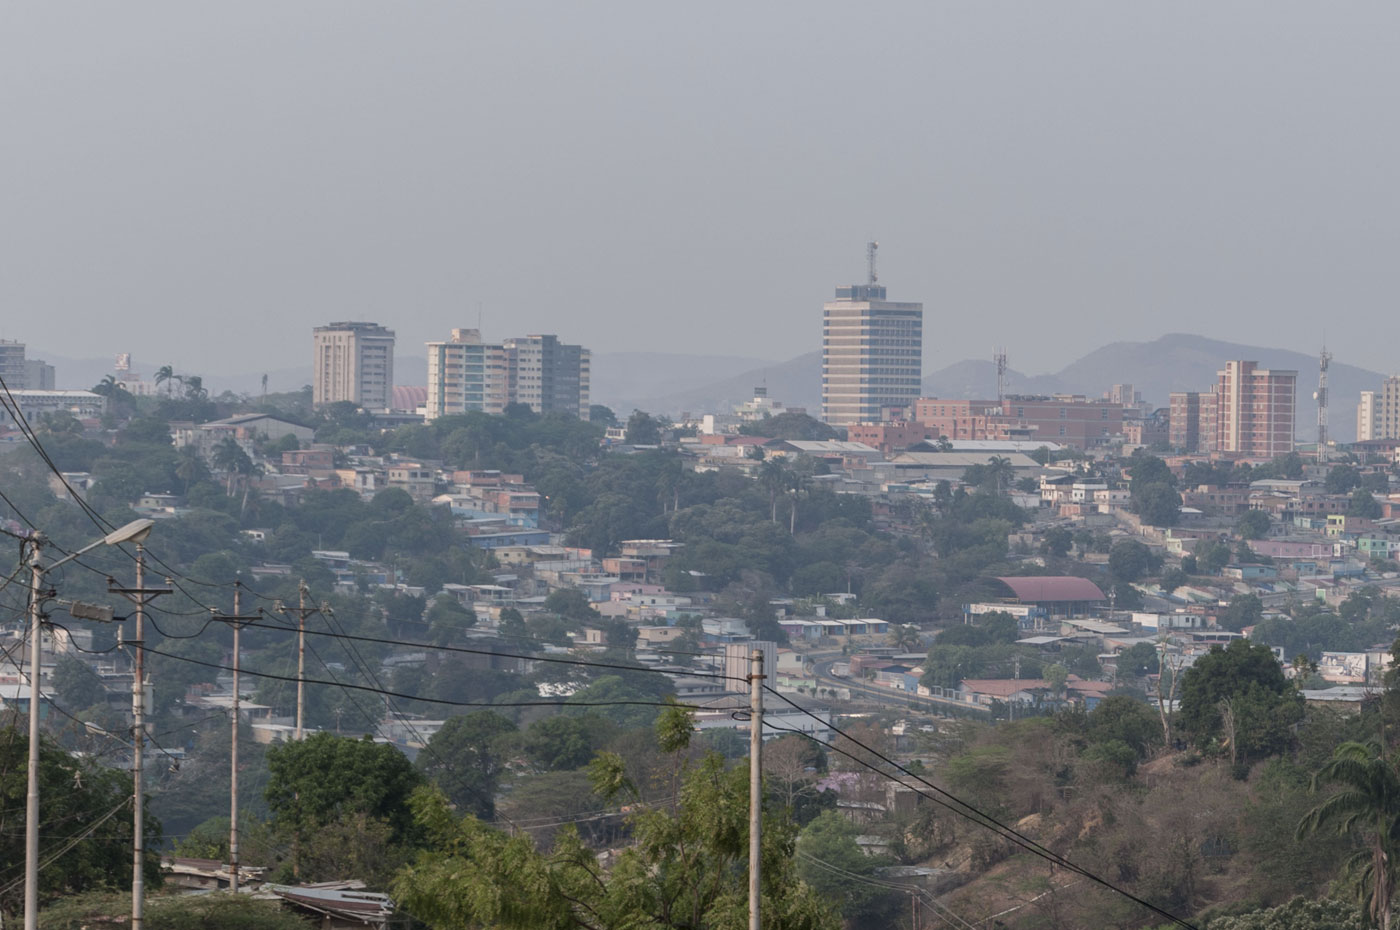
[[212, 583, 260, 894], [278, 581, 328, 741], [748, 648, 764, 930], [23, 539, 43, 930], [109, 544, 170, 930], [8, 518, 149, 930]]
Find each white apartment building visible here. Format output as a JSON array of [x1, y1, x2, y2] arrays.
[[1358, 377, 1400, 441], [425, 329, 508, 420]]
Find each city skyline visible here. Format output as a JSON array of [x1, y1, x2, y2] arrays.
[[4, 4, 1400, 375]]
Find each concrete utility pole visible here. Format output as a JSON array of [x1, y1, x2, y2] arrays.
[[23, 540, 43, 930], [278, 581, 328, 741], [748, 648, 764, 930], [109, 543, 170, 930], [12, 517, 149, 930], [212, 583, 260, 893]]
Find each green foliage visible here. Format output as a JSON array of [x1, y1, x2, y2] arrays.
[[394, 752, 840, 930], [418, 711, 517, 819], [1349, 489, 1382, 519], [1209, 897, 1364, 930], [1109, 540, 1159, 582], [0, 729, 161, 915], [1178, 640, 1302, 760], [796, 811, 900, 925], [624, 409, 664, 444], [52, 655, 107, 710], [1117, 641, 1160, 677], [1237, 509, 1271, 539], [739, 412, 840, 441], [1194, 539, 1234, 574], [1128, 453, 1180, 526], [1296, 741, 1400, 930], [39, 892, 309, 930], [265, 733, 424, 863], [1220, 593, 1264, 633], [1326, 464, 1363, 495]]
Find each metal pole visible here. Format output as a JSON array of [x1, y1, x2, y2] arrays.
[[749, 648, 764, 930], [229, 584, 240, 894], [132, 544, 145, 930], [295, 581, 307, 741], [23, 539, 43, 930]]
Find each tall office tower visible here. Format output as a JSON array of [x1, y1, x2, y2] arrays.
[[1357, 376, 1400, 441], [503, 335, 591, 417], [425, 329, 508, 420], [312, 322, 396, 409], [821, 245, 923, 427], [1215, 361, 1297, 458]]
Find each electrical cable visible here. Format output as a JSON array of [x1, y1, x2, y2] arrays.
[[759, 694, 1200, 930], [210, 616, 750, 687], [129, 642, 709, 712]]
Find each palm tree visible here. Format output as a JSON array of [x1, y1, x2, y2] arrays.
[[888, 624, 921, 652], [155, 365, 175, 397], [174, 446, 205, 494], [986, 455, 1014, 494], [787, 469, 810, 534], [758, 459, 788, 523], [1298, 741, 1400, 930], [212, 437, 252, 494]]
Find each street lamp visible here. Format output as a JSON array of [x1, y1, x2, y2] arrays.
[[19, 518, 153, 930]]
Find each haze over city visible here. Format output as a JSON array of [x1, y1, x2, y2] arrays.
[[5, 2, 1400, 375]]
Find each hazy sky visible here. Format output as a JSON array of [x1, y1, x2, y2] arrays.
[[3, 3, 1398, 379]]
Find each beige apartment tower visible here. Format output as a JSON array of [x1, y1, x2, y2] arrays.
[[821, 274, 923, 427], [1358, 376, 1400, 441], [313, 322, 396, 409]]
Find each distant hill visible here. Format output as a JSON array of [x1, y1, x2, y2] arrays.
[[618, 351, 823, 418], [590, 352, 780, 415]]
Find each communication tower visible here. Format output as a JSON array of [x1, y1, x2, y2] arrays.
[[1315, 344, 1332, 462]]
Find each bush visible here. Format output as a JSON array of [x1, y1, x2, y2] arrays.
[[40, 893, 308, 930]]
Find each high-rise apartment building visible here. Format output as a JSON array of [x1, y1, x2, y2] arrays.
[[425, 329, 507, 420], [1168, 391, 1218, 454], [1357, 377, 1400, 441], [312, 322, 395, 409], [503, 335, 591, 418], [1214, 361, 1296, 457], [821, 270, 923, 427]]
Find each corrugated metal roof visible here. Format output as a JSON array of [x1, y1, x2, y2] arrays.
[[995, 576, 1107, 602]]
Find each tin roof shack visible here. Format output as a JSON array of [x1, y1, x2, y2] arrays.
[[264, 883, 395, 929]]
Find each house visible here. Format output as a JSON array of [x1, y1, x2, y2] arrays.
[[172, 413, 315, 460]]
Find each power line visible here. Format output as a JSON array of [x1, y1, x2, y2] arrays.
[[760, 692, 1200, 930], [128, 642, 710, 713]]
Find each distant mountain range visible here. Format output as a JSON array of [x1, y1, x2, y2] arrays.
[[40, 333, 1387, 442]]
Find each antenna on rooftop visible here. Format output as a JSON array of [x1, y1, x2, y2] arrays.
[[1316, 342, 1332, 463], [866, 241, 879, 286], [994, 347, 1008, 406]]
